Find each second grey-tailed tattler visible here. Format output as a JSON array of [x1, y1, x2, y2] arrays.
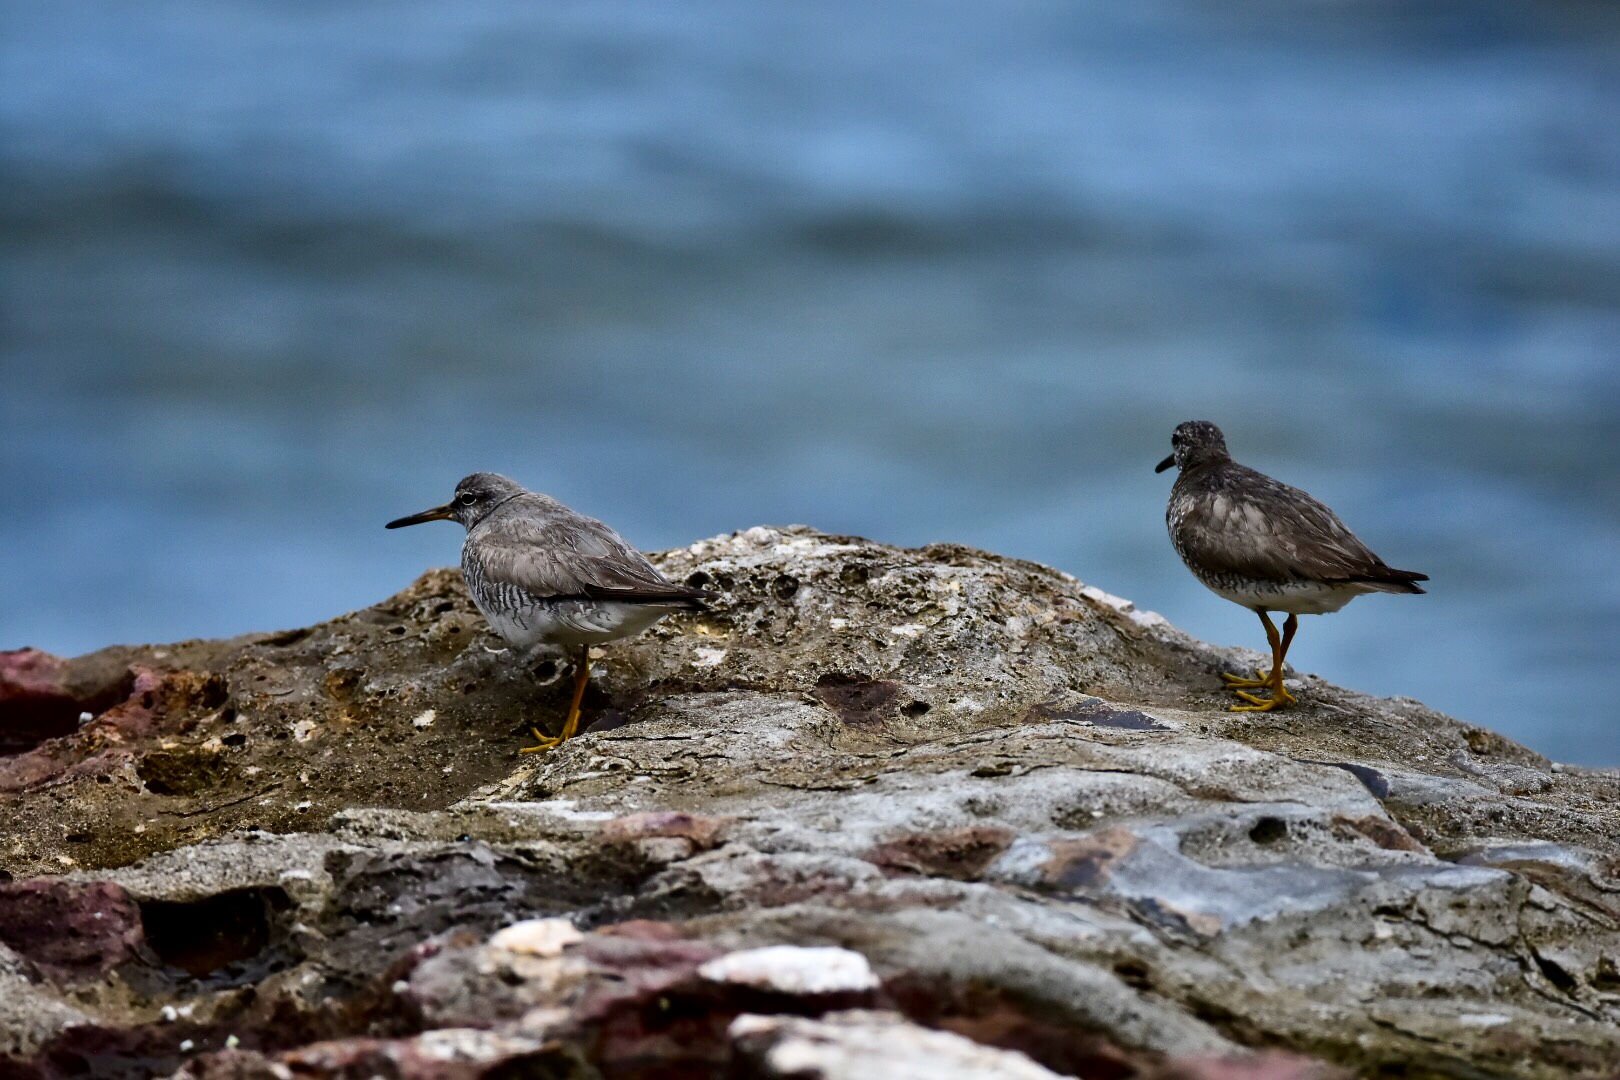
[[1156, 421, 1427, 712], [387, 472, 711, 751]]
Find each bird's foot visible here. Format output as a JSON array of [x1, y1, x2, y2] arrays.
[[1219, 667, 1273, 690], [1228, 683, 1298, 712], [519, 726, 563, 754]]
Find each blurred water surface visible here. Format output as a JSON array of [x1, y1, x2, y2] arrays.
[[3, 1, 1618, 762]]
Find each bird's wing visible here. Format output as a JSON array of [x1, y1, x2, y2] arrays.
[[1179, 468, 1402, 585], [470, 501, 709, 605]]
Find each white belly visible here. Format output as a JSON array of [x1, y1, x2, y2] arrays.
[[1208, 579, 1367, 616], [479, 599, 674, 653]]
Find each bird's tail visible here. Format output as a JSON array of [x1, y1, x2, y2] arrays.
[[1349, 568, 1428, 595], [585, 584, 716, 609]]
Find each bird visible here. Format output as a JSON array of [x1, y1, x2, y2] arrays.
[[1155, 421, 1427, 712], [386, 473, 711, 751]]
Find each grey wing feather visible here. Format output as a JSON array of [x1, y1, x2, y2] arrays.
[[471, 500, 711, 606], [1179, 468, 1418, 586]]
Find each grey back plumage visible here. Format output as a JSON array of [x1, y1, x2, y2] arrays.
[[463, 491, 710, 608]]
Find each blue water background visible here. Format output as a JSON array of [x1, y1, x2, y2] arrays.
[[3, 2, 1617, 762]]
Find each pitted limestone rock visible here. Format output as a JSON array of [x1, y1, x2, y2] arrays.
[[1, 527, 1617, 1078]]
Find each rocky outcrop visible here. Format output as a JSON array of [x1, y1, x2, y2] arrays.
[[1, 526, 1617, 1079]]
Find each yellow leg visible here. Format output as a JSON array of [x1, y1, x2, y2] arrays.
[[1229, 613, 1299, 712], [1222, 611, 1281, 692], [520, 647, 591, 753], [558, 650, 590, 741]]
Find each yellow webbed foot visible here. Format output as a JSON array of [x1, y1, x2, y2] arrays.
[[519, 726, 563, 754], [1220, 668, 1272, 690], [1228, 683, 1298, 712]]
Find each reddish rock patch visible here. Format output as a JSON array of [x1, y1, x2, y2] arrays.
[[601, 811, 735, 852], [1145, 1051, 1349, 1079], [1042, 827, 1140, 889], [0, 649, 81, 755], [812, 673, 902, 726], [0, 879, 145, 979], [865, 826, 1015, 881], [1332, 814, 1425, 854], [0, 666, 209, 792], [886, 973, 1144, 1078]]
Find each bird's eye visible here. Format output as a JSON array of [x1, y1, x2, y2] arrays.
[[457, 492, 477, 506]]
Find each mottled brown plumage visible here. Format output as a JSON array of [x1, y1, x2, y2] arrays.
[[1156, 421, 1427, 711]]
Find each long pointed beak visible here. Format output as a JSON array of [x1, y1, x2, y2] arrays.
[[385, 503, 456, 529], [1154, 454, 1176, 474]]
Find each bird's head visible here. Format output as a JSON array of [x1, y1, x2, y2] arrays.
[[1156, 420, 1230, 474], [385, 472, 525, 530]]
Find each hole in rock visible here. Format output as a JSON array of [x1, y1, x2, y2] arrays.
[[198, 677, 229, 711], [587, 708, 632, 734], [901, 700, 932, 717], [140, 887, 289, 980], [1112, 960, 1153, 990], [1248, 817, 1288, 845], [1534, 953, 1578, 994], [531, 660, 558, 681], [773, 574, 799, 600], [685, 571, 713, 589]]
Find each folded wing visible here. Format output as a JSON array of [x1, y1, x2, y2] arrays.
[[471, 502, 712, 608], [1180, 469, 1427, 592]]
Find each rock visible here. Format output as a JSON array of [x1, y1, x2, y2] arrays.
[[0, 526, 1616, 1079], [728, 1011, 1343, 1080], [487, 917, 584, 957], [698, 945, 881, 995], [729, 1010, 1067, 1079], [0, 879, 146, 980], [0, 947, 94, 1061]]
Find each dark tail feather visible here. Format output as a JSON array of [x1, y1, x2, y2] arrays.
[[642, 587, 715, 611], [670, 590, 714, 611], [574, 585, 716, 609], [1347, 567, 1428, 595]]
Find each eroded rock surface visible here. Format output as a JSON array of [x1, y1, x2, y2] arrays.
[[1, 526, 1617, 1079]]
